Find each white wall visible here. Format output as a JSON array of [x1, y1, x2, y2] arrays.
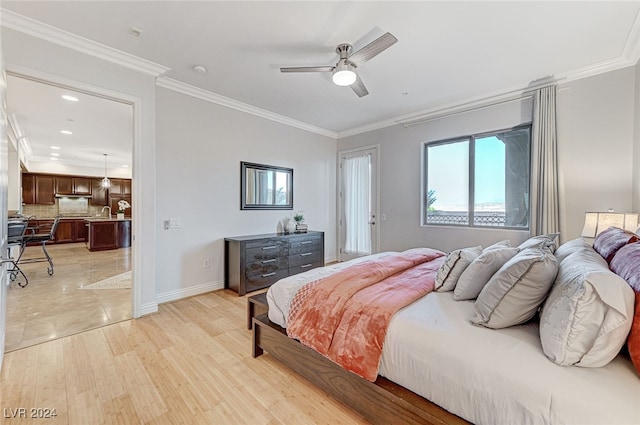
[[2, 27, 158, 314], [155, 87, 337, 298], [338, 66, 637, 251], [556, 67, 636, 239], [634, 60, 640, 213], [338, 98, 533, 253]]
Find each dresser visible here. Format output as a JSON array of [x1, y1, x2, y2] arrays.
[[224, 231, 324, 296]]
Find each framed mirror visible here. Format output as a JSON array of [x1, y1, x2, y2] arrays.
[[241, 161, 293, 210]]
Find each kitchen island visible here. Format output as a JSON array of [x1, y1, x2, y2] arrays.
[[84, 217, 131, 251]]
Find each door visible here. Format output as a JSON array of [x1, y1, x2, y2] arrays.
[[338, 147, 379, 262], [0, 52, 9, 360]]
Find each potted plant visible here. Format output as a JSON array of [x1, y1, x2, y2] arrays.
[[117, 199, 131, 220], [294, 212, 307, 233]]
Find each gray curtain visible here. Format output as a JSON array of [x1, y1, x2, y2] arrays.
[[530, 85, 560, 235]]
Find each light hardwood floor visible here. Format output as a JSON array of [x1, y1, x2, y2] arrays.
[[6, 242, 132, 352], [0, 289, 369, 424]]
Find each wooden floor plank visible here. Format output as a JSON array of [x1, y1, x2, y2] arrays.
[[1, 290, 371, 424]]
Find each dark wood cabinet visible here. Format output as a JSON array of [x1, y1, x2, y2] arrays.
[[73, 177, 92, 195], [54, 176, 91, 196], [110, 195, 132, 217], [22, 174, 56, 205], [225, 231, 324, 296], [52, 219, 88, 243], [55, 176, 74, 195], [85, 219, 131, 251], [90, 178, 109, 206]]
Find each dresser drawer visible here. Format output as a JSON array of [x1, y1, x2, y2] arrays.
[[246, 256, 289, 277], [246, 242, 288, 263], [289, 250, 322, 267], [289, 236, 322, 255], [245, 269, 289, 292], [289, 261, 323, 275]]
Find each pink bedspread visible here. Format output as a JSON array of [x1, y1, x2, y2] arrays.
[[287, 247, 445, 381]]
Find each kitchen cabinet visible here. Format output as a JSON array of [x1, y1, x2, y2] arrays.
[[22, 174, 55, 205], [85, 218, 131, 251], [90, 178, 109, 206], [55, 177, 92, 196], [51, 219, 88, 244]]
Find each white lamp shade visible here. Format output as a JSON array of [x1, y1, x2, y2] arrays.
[[581, 212, 639, 237]]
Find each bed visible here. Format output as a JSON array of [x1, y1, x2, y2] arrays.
[[252, 233, 640, 425]]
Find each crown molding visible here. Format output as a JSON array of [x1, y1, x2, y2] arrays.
[[156, 77, 337, 139], [0, 8, 170, 77], [622, 8, 640, 65]]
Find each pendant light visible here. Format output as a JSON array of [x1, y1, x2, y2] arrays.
[[101, 153, 111, 189]]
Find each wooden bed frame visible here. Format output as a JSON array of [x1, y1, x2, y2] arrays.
[[252, 313, 469, 425]]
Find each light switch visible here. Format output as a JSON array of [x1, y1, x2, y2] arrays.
[[169, 218, 181, 228]]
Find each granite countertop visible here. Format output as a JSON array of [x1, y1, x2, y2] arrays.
[[84, 217, 132, 222]]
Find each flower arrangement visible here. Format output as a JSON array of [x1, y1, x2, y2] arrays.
[[293, 212, 304, 223], [117, 200, 131, 213]]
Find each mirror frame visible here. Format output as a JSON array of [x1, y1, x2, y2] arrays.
[[240, 161, 293, 210]]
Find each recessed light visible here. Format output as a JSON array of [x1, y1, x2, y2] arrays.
[[62, 95, 79, 102], [193, 65, 207, 74], [122, 164, 129, 168], [51, 146, 61, 150], [50, 152, 60, 157], [60, 130, 72, 135], [50, 157, 58, 161]]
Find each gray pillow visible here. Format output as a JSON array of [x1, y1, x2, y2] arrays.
[[539, 245, 634, 367], [483, 240, 511, 251], [434, 246, 483, 292], [453, 247, 519, 301], [471, 247, 558, 329], [518, 233, 560, 253], [554, 238, 590, 263]]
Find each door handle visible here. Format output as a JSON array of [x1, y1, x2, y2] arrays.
[[369, 221, 376, 225]]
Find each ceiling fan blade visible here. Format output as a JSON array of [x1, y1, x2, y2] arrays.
[[350, 75, 369, 98], [280, 66, 334, 73], [349, 32, 398, 67]]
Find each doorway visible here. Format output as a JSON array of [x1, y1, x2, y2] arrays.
[[4, 74, 134, 352], [338, 146, 379, 262]]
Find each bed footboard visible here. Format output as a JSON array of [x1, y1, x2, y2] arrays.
[[252, 314, 468, 425]]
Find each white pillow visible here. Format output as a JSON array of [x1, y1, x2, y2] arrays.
[[554, 237, 590, 264], [518, 233, 560, 253], [471, 247, 558, 329], [453, 247, 519, 301], [434, 246, 483, 292], [539, 245, 635, 367]]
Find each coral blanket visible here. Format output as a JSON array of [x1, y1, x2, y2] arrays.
[[287, 247, 445, 381]]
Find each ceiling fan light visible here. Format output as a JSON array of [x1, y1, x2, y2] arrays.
[[332, 62, 357, 86]]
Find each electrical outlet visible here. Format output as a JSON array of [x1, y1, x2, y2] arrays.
[[381, 213, 387, 221], [203, 258, 210, 268], [163, 220, 170, 230]]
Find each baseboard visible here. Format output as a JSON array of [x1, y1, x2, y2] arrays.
[[138, 302, 159, 317], [156, 280, 225, 305]]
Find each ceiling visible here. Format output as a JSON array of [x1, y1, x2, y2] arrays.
[[2, 1, 640, 169]]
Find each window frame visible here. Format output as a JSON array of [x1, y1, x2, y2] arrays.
[[421, 123, 532, 230]]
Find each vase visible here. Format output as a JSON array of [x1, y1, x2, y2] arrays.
[[117, 213, 125, 220]]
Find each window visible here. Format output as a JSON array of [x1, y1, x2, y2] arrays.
[[423, 125, 531, 229]]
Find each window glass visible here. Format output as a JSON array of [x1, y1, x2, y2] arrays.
[[424, 126, 530, 229]]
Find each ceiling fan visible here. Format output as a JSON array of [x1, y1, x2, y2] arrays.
[[280, 32, 398, 98]]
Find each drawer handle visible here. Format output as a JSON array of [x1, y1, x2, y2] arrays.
[[261, 259, 276, 264], [261, 272, 277, 277], [300, 264, 313, 268], [262, 245, 277, 250], [300, 241, 313, 245], [300, 252, 313, 257]]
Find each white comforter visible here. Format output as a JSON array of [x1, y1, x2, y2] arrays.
[[266, 258, 640, 425]]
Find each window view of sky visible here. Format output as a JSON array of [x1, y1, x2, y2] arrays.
[[428, 137, 505, 211]]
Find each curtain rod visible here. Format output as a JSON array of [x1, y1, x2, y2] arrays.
[[401, 82, 567, 128]]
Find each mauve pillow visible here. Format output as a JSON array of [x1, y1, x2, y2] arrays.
[[593, 227, 639, 263], [610, 242, 640, 375]]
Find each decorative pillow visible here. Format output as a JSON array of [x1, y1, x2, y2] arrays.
[[554, 237, 590, 264], [610, 242, 640, 375], [518, 233, 560, 253], [471, 247, 558, 329], [434, 246, 483, 292], [453, 247, 519, 301], [592, 226, 639, 263], [483, 240, 511, 251], [540, 245, 635, 367]]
